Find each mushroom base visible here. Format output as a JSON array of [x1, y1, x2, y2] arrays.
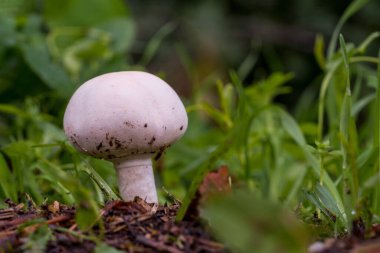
[[114, 155, 158, 203]]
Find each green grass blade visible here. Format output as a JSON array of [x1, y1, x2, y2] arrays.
[[285, 165, 307, 205], [139, 22, 176, 66], [237, 42, 259, 80], [304, 191, 338, 223], [0, 152, 17, 201], [374, 50, 380, 214], [94, 243, 124, 253], [357, 31, 380, 54], [339, 35, 351, 148], [276, 107, 345, 217], [352, 93, 376, 117], [375, 51, 380, 152], [316, 184, 344, 219], [186, 102, 233, 130], [318, 61, 340, 141], [314, 34, 326, 70], [339, 34, 359, 231], [0, 104, 28, 117], [327, 0, 370, 60], [79, 161, 119, 201]]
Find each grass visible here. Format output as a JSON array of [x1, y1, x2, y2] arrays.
[[0, 0, 380, 252]]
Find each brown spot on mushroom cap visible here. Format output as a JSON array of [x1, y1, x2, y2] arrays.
[[124, 121, 135, 128], [96, 142, 103, 150], [148, 137, 156, 145], [180, 126, 183, 130], [114, 139, 122, 148], [144, 123, 148, 128], [108, 154, 116, 159]]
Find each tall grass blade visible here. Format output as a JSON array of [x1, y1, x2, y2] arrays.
[[0, 153, 17, 201], [314, 34, 326, 70], [352, 93, 376, 117], [357, 31, 380, 54], [318, 61, 340, 141], [139, 22, 176, 66], [339, 34, 359, 230], [276, 107, 345, 217], [237, 42, 259, 80], [374, 50, 380, 214], [79, 162, 119, 201], [327, 0, 370, 60]]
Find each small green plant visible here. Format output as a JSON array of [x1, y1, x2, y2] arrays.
[[172, 0, 380, 239]]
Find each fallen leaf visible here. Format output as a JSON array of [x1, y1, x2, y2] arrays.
[[184, 165, 231, 220], [199, 165, 231, 201]]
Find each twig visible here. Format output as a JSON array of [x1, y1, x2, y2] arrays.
[[135, 235, 182, 253]]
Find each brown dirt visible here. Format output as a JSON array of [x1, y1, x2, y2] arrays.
[[0, 198, 225, 253], [309, 221, 380, 253]]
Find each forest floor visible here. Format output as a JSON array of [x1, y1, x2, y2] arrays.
[[2, 197, 380, 252], [0, 198, 225, 253]]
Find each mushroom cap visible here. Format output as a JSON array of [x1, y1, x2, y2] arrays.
[[64, 71, 188, 160]]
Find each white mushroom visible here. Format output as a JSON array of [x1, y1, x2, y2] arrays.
[[63, 71, 188, 203]]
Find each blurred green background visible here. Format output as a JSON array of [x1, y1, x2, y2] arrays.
[[1, 0, 380, 252], [2, 0, 380, 103], [130, 0, 380, 106]]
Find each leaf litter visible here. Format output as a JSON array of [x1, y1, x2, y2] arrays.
[[0, 197, 225, 252], [2, 166, 380, 253]]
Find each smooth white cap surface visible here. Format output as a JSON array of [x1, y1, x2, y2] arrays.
[[64, 71, 188, 160]]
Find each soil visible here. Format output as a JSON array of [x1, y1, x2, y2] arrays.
[[3, 164, 380, 253], [0, 198, 225, 253], [309, 221, 380, 253]]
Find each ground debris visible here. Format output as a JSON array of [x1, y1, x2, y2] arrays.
[[308, 222, 380, 253], [184, 166, 231, 221], [0, 197, 225, 253]]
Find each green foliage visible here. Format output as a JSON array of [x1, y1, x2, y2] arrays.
[[201, 191, 311, 253], [1, 0, 380, 248], [0, 0, 134, 101], [44, 0, 129, 28], [172, 0, 380, 240], [0, 0, 131, 236], [94, 243, 124, 253]]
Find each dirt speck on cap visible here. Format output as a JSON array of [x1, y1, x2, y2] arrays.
[[96, 142, 103, 151], [148, 137, 156, 145], [124, 121, 135, 128]]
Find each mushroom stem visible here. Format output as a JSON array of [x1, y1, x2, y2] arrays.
[[113, 155, 158, 203]]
